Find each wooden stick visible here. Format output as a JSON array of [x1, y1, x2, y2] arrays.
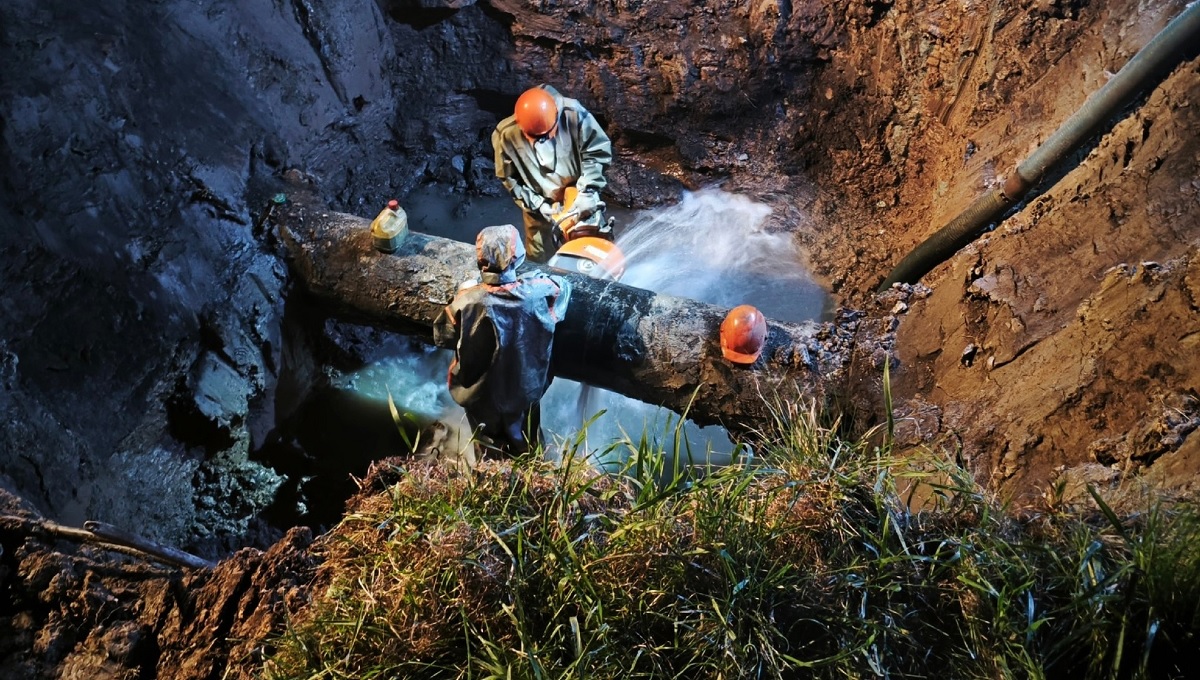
[[0, 515, 215, 570], [83, 521, 215, 570]]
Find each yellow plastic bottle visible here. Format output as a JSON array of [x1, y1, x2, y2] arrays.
[[370, 199, 408, 253]]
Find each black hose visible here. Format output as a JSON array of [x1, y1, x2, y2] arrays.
[[878, 188, 1013, 291], [879, 1, 1200, 292]]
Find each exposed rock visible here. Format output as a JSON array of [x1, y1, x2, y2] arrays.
[[0, 0, 403, 554]]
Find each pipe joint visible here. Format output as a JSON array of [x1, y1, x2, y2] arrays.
[[1002, 173, 1033, 202]]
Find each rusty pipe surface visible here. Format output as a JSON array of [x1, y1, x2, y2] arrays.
[[274, 191, 852, 429], [879, 1, 1200, 291]]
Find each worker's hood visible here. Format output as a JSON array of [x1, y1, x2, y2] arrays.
[[476, 224, 526, 284]]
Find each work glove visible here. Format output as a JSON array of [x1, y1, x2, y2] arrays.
[[556, 214, 580, 243], [572, 189, 602, 218], [537, 201, 559, 221]]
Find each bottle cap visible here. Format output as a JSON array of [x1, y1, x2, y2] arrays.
[[387, 199, 399, 210]]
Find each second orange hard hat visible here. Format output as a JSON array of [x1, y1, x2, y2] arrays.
[[720, 305, 768, 364]]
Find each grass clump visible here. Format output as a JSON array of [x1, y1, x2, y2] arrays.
[[264, 401, 1200, 679]]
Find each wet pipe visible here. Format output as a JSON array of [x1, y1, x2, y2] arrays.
[[273, 191, 851, 430], [879, 1, 1200, 291]]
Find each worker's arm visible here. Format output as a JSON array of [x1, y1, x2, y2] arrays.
[[492, 128, 549, 214], [549, 275, 571, 323], [574, 109, 612, 194], [432, 304, 459, 349]]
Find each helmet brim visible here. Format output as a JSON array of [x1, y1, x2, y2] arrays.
[[722, 347, 762, 364]]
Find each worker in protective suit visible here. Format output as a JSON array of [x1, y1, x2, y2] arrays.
[[492, 84, 613, 263], [433, 224, 571, 458]]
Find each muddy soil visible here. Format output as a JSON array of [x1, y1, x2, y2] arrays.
[[0, 489, 316, 679], [0, 0, 1196, 676], [831, 0, 1200, 503]]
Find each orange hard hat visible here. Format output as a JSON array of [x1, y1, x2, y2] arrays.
[[720, 305, 768, 364], [514, 88, 558, 139], [548, 237, 626, 281]]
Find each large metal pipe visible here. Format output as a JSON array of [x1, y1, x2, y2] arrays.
[[879, 1, 1200, 291], [273, 192, 850, 429]]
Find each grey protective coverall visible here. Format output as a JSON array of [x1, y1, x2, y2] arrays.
[[492, 84, 613, 263], [433, 225, 571, 457]]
